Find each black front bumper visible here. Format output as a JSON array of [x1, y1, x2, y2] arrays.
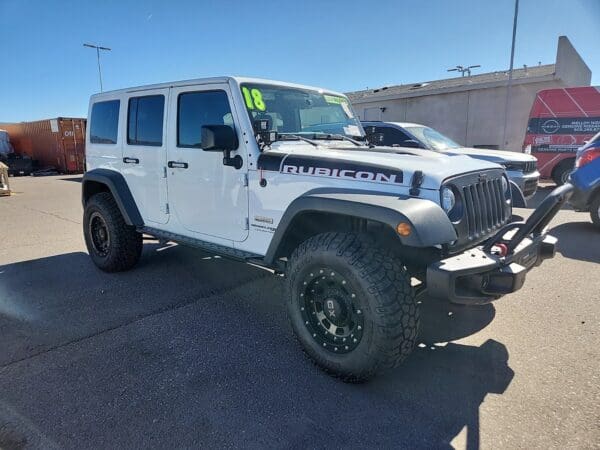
[[426, 183, 573, 305]]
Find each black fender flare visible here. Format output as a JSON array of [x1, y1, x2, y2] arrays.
[[264, 189, 457, 265], [82, 168, 143, 227], [509, 180, 527, 208]]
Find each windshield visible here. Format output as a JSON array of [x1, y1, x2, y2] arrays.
[[240, 83, 364, 139], [405, 126, 462, 151]]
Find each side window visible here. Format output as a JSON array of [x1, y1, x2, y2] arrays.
[[379, 127, 413, 146], [178, 90, 235, 148], [90, 100, 120, 144], [127, 95, 165, 146]]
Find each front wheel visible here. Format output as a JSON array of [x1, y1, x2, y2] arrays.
[[590, 194, 600, 228], [286, 232, 419, 382]]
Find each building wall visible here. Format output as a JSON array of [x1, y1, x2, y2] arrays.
[[353, 78, 575, 152], [351, 36, 592, 152]]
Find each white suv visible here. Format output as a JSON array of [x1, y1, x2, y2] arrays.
[[83, 77, 563, 381]]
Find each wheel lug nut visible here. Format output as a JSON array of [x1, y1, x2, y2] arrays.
[[305, 321, 309, 325], [351, 294, 356, 298], [357, 309, 362, 314], [353, 338, 357, 343], [357, 325, 362, 330], [345, 346, 349, 350], [300, 307, 304, 311], [334, 347, 338, 352]]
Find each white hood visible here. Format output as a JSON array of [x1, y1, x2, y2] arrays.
[[445, 147, 536, 163], [265, 142, 502, 189]]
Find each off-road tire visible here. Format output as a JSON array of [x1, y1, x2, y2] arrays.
[[286, 232, 419, 382], [552, 159, 574, 186], [83, 192, 142, 272], [590, 194, 600, 228]]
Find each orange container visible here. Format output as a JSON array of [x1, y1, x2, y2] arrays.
[[0, 118, 86, 173]]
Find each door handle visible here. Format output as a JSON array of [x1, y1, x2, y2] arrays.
[[123, 157, 139, 164], [168, 161, 189, 169]]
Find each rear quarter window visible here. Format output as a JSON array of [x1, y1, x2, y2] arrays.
[[90, 100, 120, 144]]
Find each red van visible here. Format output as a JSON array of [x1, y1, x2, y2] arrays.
[[523, 87, 600, 185]]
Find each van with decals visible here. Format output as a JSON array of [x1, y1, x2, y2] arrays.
[[523, 86, 600, 185], [82, 77, 567, 381]]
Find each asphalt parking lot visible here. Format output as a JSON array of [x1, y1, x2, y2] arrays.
[[0, 175, 598, 449]]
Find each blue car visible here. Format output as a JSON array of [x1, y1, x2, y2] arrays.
[[570, 131, 600, 227]]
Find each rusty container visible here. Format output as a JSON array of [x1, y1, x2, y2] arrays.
[[0, 118, 86, 173]]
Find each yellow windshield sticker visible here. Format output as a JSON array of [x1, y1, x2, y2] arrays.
[[324, 94, 347, 105], [242, 87, 266, 111]]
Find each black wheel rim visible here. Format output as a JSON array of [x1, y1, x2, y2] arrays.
[[89, 212, 110, 257], [299, 267, 364, 354]]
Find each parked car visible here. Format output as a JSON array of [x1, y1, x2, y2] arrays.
[[569, 131, 600, 227], [362, 121, 539, 202], [523, 86, 600, 185], [82, 76, 565, 381]]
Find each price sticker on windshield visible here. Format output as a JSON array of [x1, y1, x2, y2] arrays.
[[324, 94, 346, 105], [242, 87, 266, 111]]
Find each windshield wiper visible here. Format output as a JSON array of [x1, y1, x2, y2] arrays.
[[277, 133, 319, 147], [312, 133, 363, 146]]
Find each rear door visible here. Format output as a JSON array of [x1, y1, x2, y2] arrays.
[[122, 89, 169, 224]]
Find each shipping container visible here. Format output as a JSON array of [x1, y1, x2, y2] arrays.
[[0, 118, 86, 174]]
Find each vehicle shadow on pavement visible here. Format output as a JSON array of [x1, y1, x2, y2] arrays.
[[549, 221, 600, 263], [0, 245, 512, 449]]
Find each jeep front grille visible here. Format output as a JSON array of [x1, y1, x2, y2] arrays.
[[444, 169, 510, 251], [462, 177, 507, 240]]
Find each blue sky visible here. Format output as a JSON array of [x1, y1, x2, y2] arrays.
[[0, 0, 599, 122]]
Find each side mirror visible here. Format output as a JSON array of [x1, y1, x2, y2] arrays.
[[201, 125, 238, 151], [200, 124, 242, 169]]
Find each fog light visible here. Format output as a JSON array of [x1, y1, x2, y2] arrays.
[[396, 222, 411, 236]]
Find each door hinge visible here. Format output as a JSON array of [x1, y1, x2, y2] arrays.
[[163, 166, 168, 178], [241, 173, 248, 186], [244, 217, 249, 230], [165, 203, 170, 214]]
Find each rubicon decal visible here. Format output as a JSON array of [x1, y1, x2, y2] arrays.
[[282, 164, 402, 184], [258, 153, 403, 184]]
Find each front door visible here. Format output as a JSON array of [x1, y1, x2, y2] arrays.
[[121, 89, 170, 224], [166, 84, 249, 242]]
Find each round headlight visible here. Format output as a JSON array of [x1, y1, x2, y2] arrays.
[[441, 187, 456, 213]]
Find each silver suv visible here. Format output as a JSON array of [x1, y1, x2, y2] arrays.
[[363, 121, 540, 201]]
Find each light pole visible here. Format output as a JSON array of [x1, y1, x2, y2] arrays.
[[502, 0, 519, 148], [447, 65, 481, 77], [83, 43, 111, 92]]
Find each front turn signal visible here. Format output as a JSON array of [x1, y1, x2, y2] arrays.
[[396, 222, 411, 237]]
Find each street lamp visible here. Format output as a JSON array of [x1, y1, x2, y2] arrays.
[[447, 65, 481, 77], [83, 43, 111, 92]]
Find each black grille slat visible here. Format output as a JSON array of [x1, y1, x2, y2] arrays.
[[463, 186, 476, 238]]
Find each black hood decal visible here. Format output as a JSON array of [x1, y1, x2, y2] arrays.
[[257, 152, 403, 185]]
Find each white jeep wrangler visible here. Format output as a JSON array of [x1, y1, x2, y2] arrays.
[[83, 77, 565, 381]]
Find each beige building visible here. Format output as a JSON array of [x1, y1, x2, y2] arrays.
[[347, 36, 591, 152]]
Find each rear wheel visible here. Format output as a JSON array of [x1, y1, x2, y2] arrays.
[[83, 192, 142, 272], [286, 232, 419, 382], [590, 194, 600, 228], [552, 159, 574, 186]]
